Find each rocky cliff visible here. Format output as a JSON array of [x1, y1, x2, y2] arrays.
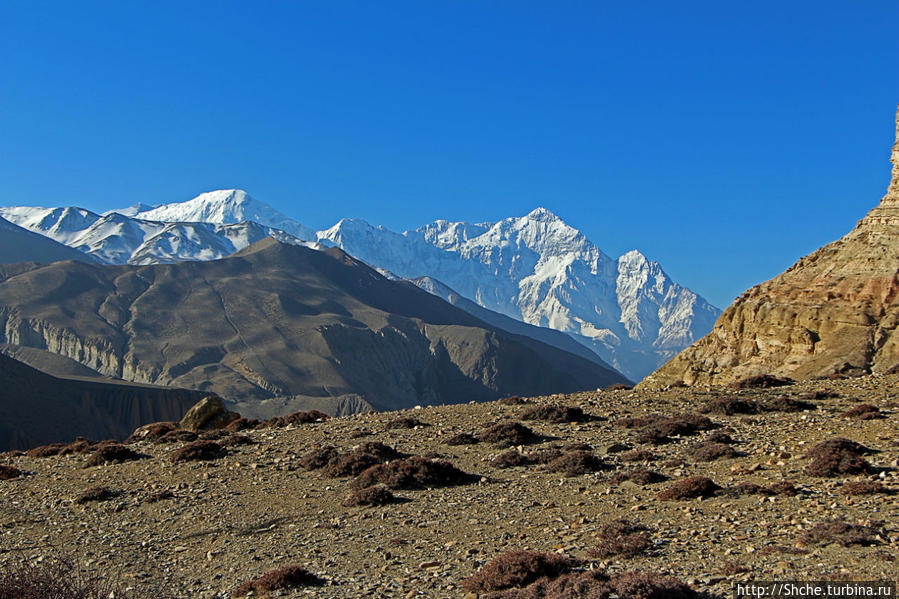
[[641, 105, 899, 388]]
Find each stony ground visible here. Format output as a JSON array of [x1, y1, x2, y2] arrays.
[[1, 374, 897, 598]]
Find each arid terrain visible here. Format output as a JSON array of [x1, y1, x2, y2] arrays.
[[1, 374, 896, 598]]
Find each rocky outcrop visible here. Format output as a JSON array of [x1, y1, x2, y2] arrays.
[[179, 396, 240, 431], [641, 105, 899, 388]]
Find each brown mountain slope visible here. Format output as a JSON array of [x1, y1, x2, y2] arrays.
[[0, 239, 628, 417], [641, 106, 899, 388], [0, 215, 97, 265], [0, 353, 205, 450]]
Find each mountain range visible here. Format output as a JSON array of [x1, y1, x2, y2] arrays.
[[0, 190, 719, 380]]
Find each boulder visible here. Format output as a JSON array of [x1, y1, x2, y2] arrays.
[[179, 396, 240, 432]]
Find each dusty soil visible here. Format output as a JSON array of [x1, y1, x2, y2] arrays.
[[1, 374, 897, 597]]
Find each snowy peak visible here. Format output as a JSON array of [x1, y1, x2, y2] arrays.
[[524, 206, 561, 222], [119, 189, 316, 241]]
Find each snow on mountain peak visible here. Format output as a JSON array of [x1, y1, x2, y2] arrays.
[[524, 206, 560, 222]]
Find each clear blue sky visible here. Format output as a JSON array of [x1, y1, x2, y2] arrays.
[[1, 1, 897, 308]]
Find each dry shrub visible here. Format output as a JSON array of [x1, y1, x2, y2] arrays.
[[353, 456, 471, 490], [686, 441, 738, 462], [762, 396, 815, 412], [764, 481, 798, 496], [264, 410, 329, 427], [498, 396, 528, 405], [720, 562, 749, 575], [702, 397, 759, 415], [26, 443, 68, 458], [445, 432, 479, 446], [563, 442, 593, 452], [231, 565, 322, 597], [493, 450, 535, 469], [620, 413, 715, 445], [386, 416, 428, 429], [546, 451, 606, 476], [610, 468, 666, 485], [300, 446, 339, 470], [798, 390, 839, 400], [461, 550, 575, 592], [722, 480, 797, 498], [0, 554, 159, 599], [126, 421, 178, 442], [75, 486, 118, 504], [170, 440, 222, 463], [144, 489, 175, 503], [0, 464, 22, 480], [342, 484, 396, 507], [799, 519, 884, 547], [519, 405, 587, 423], [611, 570, 697, 599], [219, 434, 254, 447], [224, 417, 260, 432], [804, 438, 873, 477], [840, 404, 883, 419], [588, 520, 652, 558], [842, 481, 890, 496], [606, 383, 632, 391], [730, 374, 793, 389], [158, 429, 199, 444], [657, 476, 720, 501], [478, 569, 700, 599], [705, 431, 735, 444], [758, 545, 809, 556], [84, 444, 143, 467], [322, 442, 403, 478], [605, 442, 630, 453], [477, 421, 541, 447], [619, 449, 656, 462]]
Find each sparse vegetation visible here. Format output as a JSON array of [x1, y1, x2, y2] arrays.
[[657, 476, 720, 500], [231, 565, 322, 597], [477, 421, 541, 447], [492, 449, 535, 469], [84, 443, 143, 467], [685, 441, 738, 462], [322, 442, 404, 477], [170, 440, 223, 463], [0, 464, 22, 480], [588, 520, 652, 558], [762, 395, 814, 412], [842, 480, 890, 495], [840, 404, 884, 419], [444, 432, 479, 445], [386, 416, 428, 429], [799, 519, 884, 547], [519, 405, 587, 423], [545, 450, 606, 476], [75, 485, 118, 504], [263, 410, 329, 427], [730, 374, 793, 389], [701, 396, 759, 415], [804, 438, 874, 477], [461, 550, 575, 592], [353, 456, 471, 490], [0, 554, 159, 599], [300, 445, 339, 470], [610, 467, 666, 485], [619, 449, 656, 462], [342, 484, 396, 507]]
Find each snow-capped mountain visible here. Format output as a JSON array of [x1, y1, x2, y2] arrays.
[[116, 189, 316, 241], [1, 190, 719, 380], [318, 208, 720, 380], [0, 204, 310, 265]]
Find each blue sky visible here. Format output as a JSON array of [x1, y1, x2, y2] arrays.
[[1, 1, 897, 308]]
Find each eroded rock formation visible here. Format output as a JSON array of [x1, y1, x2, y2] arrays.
[[641, 106, 899, 387]]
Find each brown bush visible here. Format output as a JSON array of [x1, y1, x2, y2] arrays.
[[0, 464, 22, 480], [84, 444, 144, 467], [720, 562, 749, 575], [841, 481, 890, 495], [686, 441, 738, 462], [705, 431, 735, 444], [170, 440, 223, 463], [606, 383, 632, 391], [722, 480, 797, 498], [219, 434, 254, 447], [545, 451, 606, 476], [619, 449, 656, 462], [657, 476, 720, 500], [609, 468, 666, 485], [264, 410, 329, 427], [621, 413, 715, 445], [519, 405, 587, 423], [588, 520, 652, 558], [799, 519, 884, 547], [75, 486, 118, 504], [701, 396, 759, 415], [840, 404, 883, 419], [611, 570, 697, 599], [804, 439, 873, 477], [386, 416, 428, 429], [144, 489, 175, 503], [342, 484, 396, 507], [762, 396, 814, 412], [300, 446, 339, 470], [493, 450, 535, 469], [477, 421, 541, 447], [730, 374, 793, 389], [0, 554, 159, 599], [126, 421, 178, 442], [498, 396, 528, 405], [224, 417, 260, 431], [322, 442, 404, 478], [461, 550, 575, 592], [26, 443, 67, 457], [353, 456, 471, 490], [445, 432, 479, 445], [764, 481, 798, 496], [158, 429, 199, 444], [232, 565, 322, 597]]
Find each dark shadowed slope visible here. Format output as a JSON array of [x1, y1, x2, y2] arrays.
[[0, 216, 97, 265], [0, 353, 206, 451], [0, 239, 628, 418]]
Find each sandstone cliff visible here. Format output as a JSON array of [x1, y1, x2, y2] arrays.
[[641, 106, 899, 388]]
